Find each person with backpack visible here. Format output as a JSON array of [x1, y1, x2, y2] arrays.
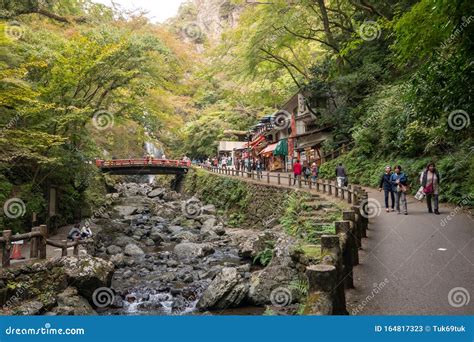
[[391, 165, 408, 215], [420, 162, 441, 215], [379, 165, 395, 212]]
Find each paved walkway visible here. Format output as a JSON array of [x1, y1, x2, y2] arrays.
[[207, 168, 474, 315]]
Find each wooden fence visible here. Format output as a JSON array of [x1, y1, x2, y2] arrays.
[[0, 225, 91, 268], [206, 166, 364, 206], [204, 165, 371, 315]]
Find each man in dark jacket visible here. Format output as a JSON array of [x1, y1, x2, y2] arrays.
[[379, 166, 394, 212], [336, 163, 347, 188]]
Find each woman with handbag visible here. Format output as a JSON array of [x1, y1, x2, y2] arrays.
[[420, 162, 440, 215], [390, 165, 408, 215]]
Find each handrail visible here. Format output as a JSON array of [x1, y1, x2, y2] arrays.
[[1, 224, 93, 268], [95, 159, 191, 168], [202, 166, 365, 206]]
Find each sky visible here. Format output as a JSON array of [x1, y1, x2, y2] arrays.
[[91, 0, 188, 23]]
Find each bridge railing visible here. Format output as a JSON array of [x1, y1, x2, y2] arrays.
[[95, 159, 191, 168], [0, 225, 92, 268]]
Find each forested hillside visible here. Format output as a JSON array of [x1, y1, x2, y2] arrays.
[[0, 0, 472, 233]]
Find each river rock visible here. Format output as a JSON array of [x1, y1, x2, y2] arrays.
[[148, 188, 165, 198], [114, 205, 139, 217], [113, 236, 136, 247], [53, 287, 96, 315], [59, 255, 114, 303], [173, 243, 214, 260], [201, 204, 217, 215], [124, 243, 145, 256], [106, 245, 122, 255], [109, 253, 125, 267], [196, 267, 248, 310]]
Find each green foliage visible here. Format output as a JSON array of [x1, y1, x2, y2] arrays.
[[280, 192, 336, 243], [253, 240, 275, 266]]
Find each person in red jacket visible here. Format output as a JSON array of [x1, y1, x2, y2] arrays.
[[293, 159, 302, 185]]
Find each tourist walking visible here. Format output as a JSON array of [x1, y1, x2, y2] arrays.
[[303, 162, 311, 183], [336, 163, 347, 188], [420, 162, 441, 215], [379, 166, 395, 212], [311, 162, 318, 183], [293, 159, 302, 185], [256, 158, 263, 179], [391, 165, 408, 215]]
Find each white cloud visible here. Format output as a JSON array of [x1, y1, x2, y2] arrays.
[[91, 0, 188, 23]]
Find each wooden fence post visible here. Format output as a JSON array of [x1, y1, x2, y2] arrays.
[[347, 185, 352, 204], [342, 210, 359, 265], [61, 240, 68, 257], [73, 242, 79, 256], [321, 235, 347, 315], [39, 225, 48, 259], [305, 264, 338, 315], [267, 172, 270, 184], [30, 227, 39, 258], [277, 173, 281, 185], [2, 230, 12, 268], [335, 221, 355, 289], [328, 180, 333, 196]]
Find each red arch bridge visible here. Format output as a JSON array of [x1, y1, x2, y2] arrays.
[[95, 159, 191, 175]]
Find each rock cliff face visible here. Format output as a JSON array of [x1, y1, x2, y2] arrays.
[[172, 0, 243, 46]]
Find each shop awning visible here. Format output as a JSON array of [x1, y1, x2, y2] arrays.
[[274, 138, 288, 156], [259, 143, 278, 156]]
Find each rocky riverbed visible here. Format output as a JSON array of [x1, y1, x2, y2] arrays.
[[92, 182, 310, 315], [1, 182, 312, 316]]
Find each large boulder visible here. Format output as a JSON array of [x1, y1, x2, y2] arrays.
[[124, 243, 145, 256], [196, 267, 248, 310], [51, 287, 96, 315], [173, 243, 214, 260], [59, 255, 114, 303], [248, 236, 305, 305]]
